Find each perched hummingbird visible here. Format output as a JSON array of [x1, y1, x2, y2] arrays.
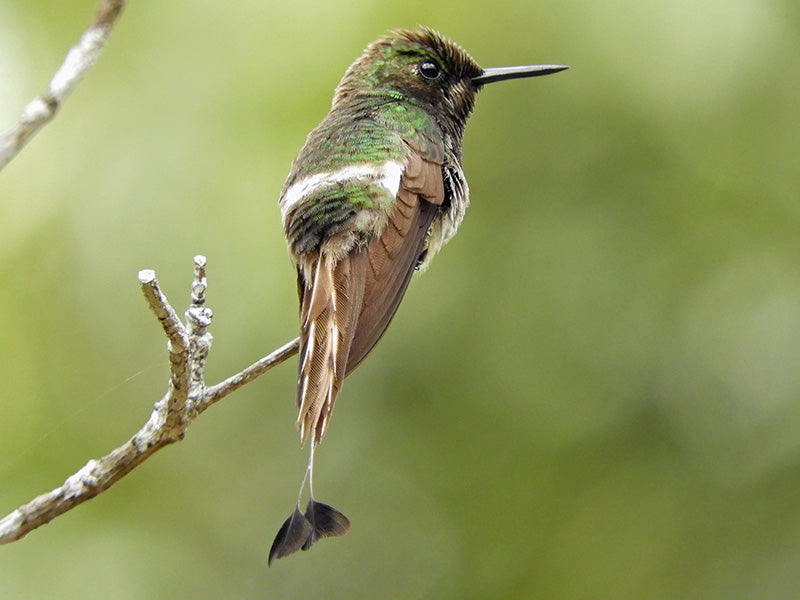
[[269, 27, 566, 564]]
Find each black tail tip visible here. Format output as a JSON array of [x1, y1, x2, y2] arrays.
[[268, 500, 350, 566], [268, 504, 312, 566]]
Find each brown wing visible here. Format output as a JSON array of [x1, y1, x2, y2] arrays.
[[295, 149, 445, 444], [345, 150, 445, 373]]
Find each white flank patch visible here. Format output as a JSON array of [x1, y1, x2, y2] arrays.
[[280, 160, 404, 223]]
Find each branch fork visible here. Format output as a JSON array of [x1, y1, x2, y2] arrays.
[[0, 256, 299, 544], [136, 256, 213, 443]]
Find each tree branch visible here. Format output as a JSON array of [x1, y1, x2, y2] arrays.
[[0, 0, 127, 173], [0, 255, 299, 544]]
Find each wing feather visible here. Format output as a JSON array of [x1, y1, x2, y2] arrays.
[[345, 152, 444, 373], [295, 146, 446, 443]]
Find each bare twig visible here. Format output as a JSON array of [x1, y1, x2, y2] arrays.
[[202, 338, 299, 409], [0, 256, 299, 544], [0, 0, 127, 173]]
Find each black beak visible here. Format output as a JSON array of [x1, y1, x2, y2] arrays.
[[472, 64, 568, 85]]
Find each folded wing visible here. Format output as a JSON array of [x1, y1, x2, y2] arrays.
[[296, 146, 446, 444]]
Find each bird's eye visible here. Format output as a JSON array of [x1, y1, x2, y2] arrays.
[[418, 61, 442, 80]]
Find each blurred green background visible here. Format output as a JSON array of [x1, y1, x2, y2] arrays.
[[2, 0, 800, 598]]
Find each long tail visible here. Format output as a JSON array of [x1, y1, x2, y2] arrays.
[[267, 253, 363, 564], [296, 252, 367, 444]]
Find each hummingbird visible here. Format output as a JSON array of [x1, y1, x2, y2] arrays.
[[269, 27, 566, 564]]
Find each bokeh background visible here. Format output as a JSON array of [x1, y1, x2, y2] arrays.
[[2, 0, 799, 598]]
